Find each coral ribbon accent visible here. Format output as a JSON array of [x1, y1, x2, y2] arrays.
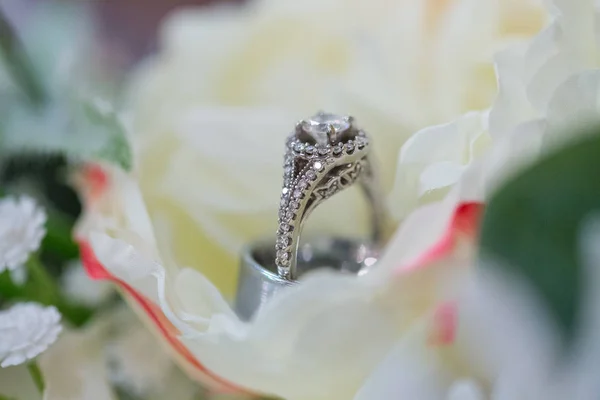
[[78, 240, 252, 395], [401, 202, 484, 347], [400, 202, 484, 272], [429, 301, 458, 346]]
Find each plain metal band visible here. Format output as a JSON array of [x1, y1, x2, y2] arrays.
[[236, 237, 378, 320]]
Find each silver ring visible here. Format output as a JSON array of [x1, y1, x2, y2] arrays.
[[235, 236, 379, 320], [275, 112, 389, 280]]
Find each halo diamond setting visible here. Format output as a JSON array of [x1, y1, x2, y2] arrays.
[[276, 112, 371, 279]]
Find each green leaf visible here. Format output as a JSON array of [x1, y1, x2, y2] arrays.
[[0, 8, 47, 106], [42, 208, 79, 260], [479, 127, 600, 343], [79, 100, 133, 171], [0, 98, 133, 171], [0, 395, 17, 400], [0, 256, 94, 327]]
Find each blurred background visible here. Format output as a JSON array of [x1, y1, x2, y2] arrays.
[[0, 0, 228, 282], [9, 1, 593, 399]]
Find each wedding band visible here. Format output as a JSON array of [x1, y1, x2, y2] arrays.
[[235, 236, 379, 320], [275, 112, 389, 280]]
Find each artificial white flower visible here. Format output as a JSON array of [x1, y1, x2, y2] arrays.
[[354, 211, 600, 400], [399, 0, 600, 203], [0, 303, 62, 367], [125, 0, 547, 297], [0, 196, 46, 272], [77, 160, 483, 399]]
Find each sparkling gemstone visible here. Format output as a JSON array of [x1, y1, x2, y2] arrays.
[[313, 161, 323, 171], [284, 166, 292, 175], [346, 141, 355, 152], [305, 145, 315, 155], [278, 251, 290, 261], [318, 146, 330, 156], [282, 187, 289, 195], [293, 142, 305, 153], [301, 113, 351, 145], [293, 190, 303, 199], [278, 236, 291, 247], [297, 180, 308, 190], [279, 223, 290, 233], [306, 170, 317, 180], [286, 211, 295, 219], [356, 137, 367, 148], [290, 201, 300, 210], [280, 198, 288, 207], [278, 257, 290, 267], [332, 145, 343, 156]]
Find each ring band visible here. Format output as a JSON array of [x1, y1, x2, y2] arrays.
[[275, 112, 389, 280], [235, 236, 379, 320]]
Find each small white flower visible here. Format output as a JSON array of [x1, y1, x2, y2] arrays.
[[0, 303, 62, 367], [0, 196, 47, 272]]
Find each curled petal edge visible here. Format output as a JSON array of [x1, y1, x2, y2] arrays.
[[77, 239, 254, 395]]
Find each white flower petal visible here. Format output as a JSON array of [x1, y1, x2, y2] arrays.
[[545, 70, 600, 144], [0, 303, 62, 368], [0, 196, 46, 272], [446, 380, 486, 400], [419, 162, 468, 197], [390, 111, 488, 218], [353, 320, 453, 400]]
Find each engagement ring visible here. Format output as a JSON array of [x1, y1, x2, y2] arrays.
[[235, 112, 390, 319]]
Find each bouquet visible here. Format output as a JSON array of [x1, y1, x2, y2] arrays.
[[2, 0, 600, 399]]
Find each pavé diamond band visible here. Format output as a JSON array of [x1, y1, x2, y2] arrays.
[[275, 112, 390, 280], [234, 112, 390, 319]]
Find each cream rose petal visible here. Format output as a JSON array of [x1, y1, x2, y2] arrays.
[[391, 111, 489, 218], [446, 380, 486, 400], [0, 196, 46, 272], [352, 319, 454, 400], [84, 195, 480, 399], [0, 303, 62, 368], [129, 107, 370, 297]]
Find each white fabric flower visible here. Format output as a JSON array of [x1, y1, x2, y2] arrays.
[[398, 0, 600, 203], [353, 210, 600, 400], [125, 0, 547, 297], [0, 196, 47, 272], [0, 303, 62, 367], [76, 161, 483, 399]]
